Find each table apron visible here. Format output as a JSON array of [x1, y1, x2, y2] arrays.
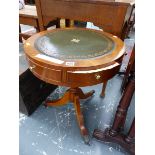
[[27, 57, 120, 87]]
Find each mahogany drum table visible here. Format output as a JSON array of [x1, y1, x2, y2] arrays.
[[24, 28, 125, 144]]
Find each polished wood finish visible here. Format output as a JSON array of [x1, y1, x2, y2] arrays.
[[110, 78, 135, 134], [24, 28, 125, 71], [93, 76, 135, 154], [100, 81, 108, 97], [45, 87, 95, 144], [24, 28, 125, 143], [24, 28, 125, 88], [121, 45, 135, 91], [35, 0, 134, 39], [93, 125, 135, 155], [34, 0, 134, 95], [35, 0, 59, 30], [33, 0, 134, 96], [125, 118, 135, 144]]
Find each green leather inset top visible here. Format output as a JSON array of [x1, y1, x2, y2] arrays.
[[34, 29, 115, 60]]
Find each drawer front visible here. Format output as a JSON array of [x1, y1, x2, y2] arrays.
[[28, 59, 62, 83], [66, 64, 120, 86]]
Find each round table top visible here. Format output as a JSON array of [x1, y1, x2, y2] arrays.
[[34, 29, 115, 60], [24, 28, 125, 70]]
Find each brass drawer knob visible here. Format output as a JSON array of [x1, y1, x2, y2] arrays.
[[29, 65, 35, 70], [95, 74, 101, 80]]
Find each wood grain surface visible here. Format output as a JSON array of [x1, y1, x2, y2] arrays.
[[24, 28, 125, 87]]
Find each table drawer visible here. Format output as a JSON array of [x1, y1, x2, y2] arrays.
[[66, 63, 120, 86], [28, 59, 62, 83]]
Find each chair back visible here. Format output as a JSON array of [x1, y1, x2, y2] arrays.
[[35, 0, 132, 37]]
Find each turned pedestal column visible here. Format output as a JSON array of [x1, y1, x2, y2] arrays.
[[93, 77, 135, 155]]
